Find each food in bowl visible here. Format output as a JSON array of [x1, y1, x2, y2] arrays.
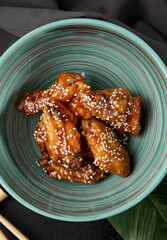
[[17, 72, 142, 183]]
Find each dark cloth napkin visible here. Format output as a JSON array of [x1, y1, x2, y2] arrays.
[[0, 1, 166, 240]]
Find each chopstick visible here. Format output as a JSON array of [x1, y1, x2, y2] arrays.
[[0, 188, 29, 240], [0, 188, 8, 202], [0, 230, 8, 240], [0, 214, 29, 240]]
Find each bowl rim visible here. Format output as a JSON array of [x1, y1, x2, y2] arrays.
[[0, 18, 167, 222]]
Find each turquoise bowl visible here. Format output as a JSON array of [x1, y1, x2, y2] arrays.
[[0, 19, 166, 221]]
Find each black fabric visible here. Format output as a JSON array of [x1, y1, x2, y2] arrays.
[[0, 195, 123, 240], [0, 0, 167, 64], [0, 1, 166, 240]]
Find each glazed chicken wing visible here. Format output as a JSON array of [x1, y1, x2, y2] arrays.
[[69, 87, 142, 136], [35, 100, 83, 169], [17, 72, 90, 115], [39, 155, 106, 184], [95, 89, 143, 136], [50, 72, 89, 101], [81, 117, 130, 177]]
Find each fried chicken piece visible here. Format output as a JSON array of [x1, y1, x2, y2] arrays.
[[69, 88, 142, 136], [50, 72, 89, 100], [35, 100, 83, 169], [38, 154, 106, 184], [17, 72, 91, 116], [35, 116, 94, 162], [81, 117, 130, 177], [49, 72, 92, 119], [95, 89, 143, 136]]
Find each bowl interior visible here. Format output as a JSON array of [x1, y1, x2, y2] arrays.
[[0, 19, 166, 221]]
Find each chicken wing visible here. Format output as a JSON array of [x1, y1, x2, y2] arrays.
[[17, 72, 90, 115], [39, 155, 106, 184], [35, 100, 83, 169], [81, 117, 130, 177], [50, 72, 89, 100], [95, 89, 143, 136], [69, 88, 142, 136]]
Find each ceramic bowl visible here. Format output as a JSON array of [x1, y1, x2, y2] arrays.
[[0, 19, 166, 221]]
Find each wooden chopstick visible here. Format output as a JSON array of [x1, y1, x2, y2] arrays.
[[0, 188, 8, 202], [0, 214, 29, 240], [0, 230, 8, 240], [0, 187, 29, 240]]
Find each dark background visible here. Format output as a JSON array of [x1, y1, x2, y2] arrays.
[[0, 1, 166, 239]]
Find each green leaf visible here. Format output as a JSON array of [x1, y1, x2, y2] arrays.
[[108, 176, 167, 240]]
